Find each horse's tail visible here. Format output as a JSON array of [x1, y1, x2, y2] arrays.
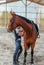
[[37, 29, 40, 38], [34, 23, 40, 38]]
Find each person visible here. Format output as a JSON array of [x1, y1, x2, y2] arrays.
[[13, 26, 23, 65]]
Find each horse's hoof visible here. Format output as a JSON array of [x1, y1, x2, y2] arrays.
[[31, 62, 34, 65], [30, 61, 34, 65], [30, 64, 34, 65], [23, 63, 26, 65]]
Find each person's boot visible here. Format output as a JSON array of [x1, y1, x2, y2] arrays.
[[13, 53, 17, 65]]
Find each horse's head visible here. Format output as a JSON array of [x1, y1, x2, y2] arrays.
[[7, 12, 18, 32]]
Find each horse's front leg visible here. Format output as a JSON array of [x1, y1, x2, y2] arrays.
[[23, 50, 27, 65], [23, 33, 27, 65]]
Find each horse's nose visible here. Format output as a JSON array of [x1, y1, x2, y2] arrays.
[[6, 26, 10, 32], [7, 28, 11, 32], [7, 26, 12, 32]]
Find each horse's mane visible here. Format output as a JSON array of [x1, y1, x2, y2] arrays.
[[17, 15, 34, 24], [16, 15, 39, 35]]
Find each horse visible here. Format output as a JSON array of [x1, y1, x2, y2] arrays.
[[7, 12, 39, 65]]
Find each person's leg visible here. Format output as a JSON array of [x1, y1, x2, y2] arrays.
[[13, 40, 20, 64], [17, 45, 23, 62]]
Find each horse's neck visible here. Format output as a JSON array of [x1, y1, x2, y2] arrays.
[[17, 17, 32, 34]]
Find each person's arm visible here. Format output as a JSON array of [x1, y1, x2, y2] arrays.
[[18, 30, 24, 36], [16, 27, 24, 36]]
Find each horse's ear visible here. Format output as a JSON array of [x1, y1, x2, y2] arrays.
[[10, 11, 15, 16]]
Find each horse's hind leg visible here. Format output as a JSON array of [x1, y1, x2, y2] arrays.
[[23, 50, 27, 65], [31, 49, 34, 64], [31, 43, 35, 64]]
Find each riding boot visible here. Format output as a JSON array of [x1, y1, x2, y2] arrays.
[[13, 53, 17, 65]]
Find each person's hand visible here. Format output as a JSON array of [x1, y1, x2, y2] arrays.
[[18, 31, 24, 36]]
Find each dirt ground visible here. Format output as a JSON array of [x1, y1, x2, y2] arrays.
[[0, 28, 44, 65]]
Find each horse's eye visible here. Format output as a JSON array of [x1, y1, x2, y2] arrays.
[[10, 19, 14, 25]]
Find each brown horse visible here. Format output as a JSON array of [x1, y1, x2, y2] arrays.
[[7, 12, 39, 65]]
